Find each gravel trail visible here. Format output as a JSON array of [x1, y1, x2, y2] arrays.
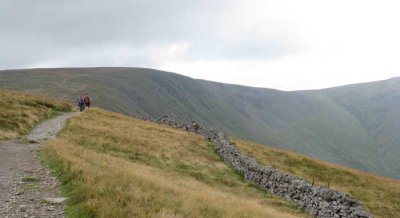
[[0, 113, 77, 218]]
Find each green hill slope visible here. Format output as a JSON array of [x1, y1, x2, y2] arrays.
[[323, 78, 400, 178], [41, 108, 305, 217], [1, 68, 399, 179]]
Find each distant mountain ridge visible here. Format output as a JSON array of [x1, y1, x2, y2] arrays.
[[0, 67, 399, 179]]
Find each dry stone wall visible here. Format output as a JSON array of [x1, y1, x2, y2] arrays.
[[141, 115, 373, 218]]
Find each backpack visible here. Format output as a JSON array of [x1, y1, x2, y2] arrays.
[[84, 96, 90, 103]]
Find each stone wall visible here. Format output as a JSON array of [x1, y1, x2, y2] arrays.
[[141, 115, 373, 218]]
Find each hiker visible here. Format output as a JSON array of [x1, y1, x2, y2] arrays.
[[83, 93, 91, 109], [77, 96, 85, 112]]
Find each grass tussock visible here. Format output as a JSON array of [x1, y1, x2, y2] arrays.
[[41, 108, 307, 218], [234, 138, 400, 218], [0, 89, 71, 140]]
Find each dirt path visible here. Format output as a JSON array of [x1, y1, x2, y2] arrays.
[[0, 113, 77, 218]]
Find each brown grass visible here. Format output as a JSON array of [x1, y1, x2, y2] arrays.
[[233, 138, 400, 218], [41, 108, 307, 218], [0, 89, 71, 140]]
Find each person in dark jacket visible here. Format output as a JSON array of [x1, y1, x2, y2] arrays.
[[77, 95, 85, 112]]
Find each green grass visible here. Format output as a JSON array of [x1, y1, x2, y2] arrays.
[[41, 149, 95, 217], [22, 176, 40, 190]]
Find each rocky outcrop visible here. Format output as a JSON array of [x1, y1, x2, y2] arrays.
[[141, 115, 373, 218]]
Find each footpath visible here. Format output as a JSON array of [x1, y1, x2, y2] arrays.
[[0, 113, 76, 218]]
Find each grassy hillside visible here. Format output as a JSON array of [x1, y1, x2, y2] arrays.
[[323, 78, 400, 178], [41, 108, 306, 217], [234, 138, 400, 218], [1, 68, 399, 179], [0, 89, 71, 140]]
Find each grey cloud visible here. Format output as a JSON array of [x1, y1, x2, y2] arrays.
[[183, 37, 287, 61], [0, 0, 291, 69]]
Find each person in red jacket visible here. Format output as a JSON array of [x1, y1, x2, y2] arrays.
[[83, 93, 91, 109]]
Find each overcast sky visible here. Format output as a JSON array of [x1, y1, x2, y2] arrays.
[[1, 0, 400, 90]]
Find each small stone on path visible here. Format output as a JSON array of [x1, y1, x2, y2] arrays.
[[43, 197, 68, 204], [19, 205, 26, 212]]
